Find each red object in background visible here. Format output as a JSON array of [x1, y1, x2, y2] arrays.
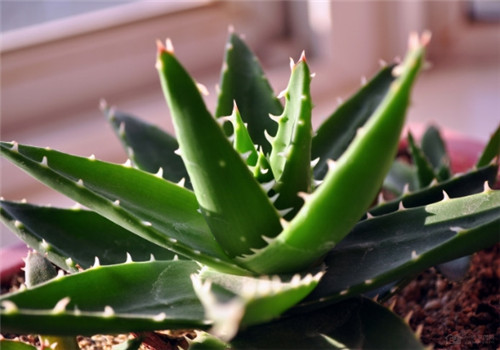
[[401, 123, 490, 174], [0, 243, 27, 284], [446, 136, 486, 174]]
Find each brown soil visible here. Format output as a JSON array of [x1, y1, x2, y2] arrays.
[[385, 244, 499, 349], [2, 245, 499, 349]]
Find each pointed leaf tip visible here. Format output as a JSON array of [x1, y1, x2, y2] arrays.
[[408, 31, 432, 50], [156, 38, 174, 62], [165, 38, 175, 53], [232, 100, 239, 112], [421, 30, 432, 47], [299, 50, 307, 63], [156, 39, 165, 53]]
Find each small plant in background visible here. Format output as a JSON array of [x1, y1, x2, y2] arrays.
[[0, 30, 499, 349]]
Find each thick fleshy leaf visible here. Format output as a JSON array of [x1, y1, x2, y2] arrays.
[[22, 252, 81, 350], [407, 132, 436, 189], [268, 55, 313, 217], [188, 331, 229, 350], [224, 103, 259, 167], [0, 260, 208, 335], [0, 142, 244, 274], [383, 160, 417, 196], [370, 163, 498, 216], [299, 189, 500, 307], [103, 106, 191, 188], [421, 126, 451, 181], [192, 266, 323, 340], [215, 32, 283, 154], [312, 64, 396, 180], [0, 200, 177, 272], [156, 42, 282, 258], [0, 341, 37, 350], [238, 34, 428, 274], [231, 297, 424, 349], [24, 251, 58, 287], [477, 124, 500, 167]]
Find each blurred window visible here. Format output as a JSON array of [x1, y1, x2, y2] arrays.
[[1, 1, 214, 49], [468, 0, 500, 21], [1, 1, 137, 32], [1, 1, 289, 137]]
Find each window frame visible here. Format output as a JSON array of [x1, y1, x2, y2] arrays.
[[1, 1, 289, 136]]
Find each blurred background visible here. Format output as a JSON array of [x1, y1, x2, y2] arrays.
[[1, 1, 499, 247]]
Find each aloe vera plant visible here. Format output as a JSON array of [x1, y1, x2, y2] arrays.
[[1, 31, 499, 349]]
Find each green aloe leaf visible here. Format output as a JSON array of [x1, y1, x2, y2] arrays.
[[407, 132, 436, 189], [157, 42, 282, 258], [0, 341, 37, 350], [0, 200, 178, 272], [192, 267, 323, 340], [370, 163, 498, 216], [312, 64, 396, 180], [299, 189, 500, 307], [215, 32, 283, 154], [188, 331, 229, 350], [239, 35, 428, 274], [103, 106, 191, 188], [231, 297, 424, 349], [421, 126, 451, 181], [477, 124, 500, 167], [223, 103, 259, 167], [0, 142, 244, 274], [24, 251, 58, 288], [383, 160, 418, 196], [23, 251, 81, 350], [268, 54, 313, 217], [0, 260, 208, 335]]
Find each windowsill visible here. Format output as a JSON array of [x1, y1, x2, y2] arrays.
[[2, 1, 213, 51]]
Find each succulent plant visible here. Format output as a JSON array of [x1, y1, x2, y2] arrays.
[[1, 30, 499, 349]]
